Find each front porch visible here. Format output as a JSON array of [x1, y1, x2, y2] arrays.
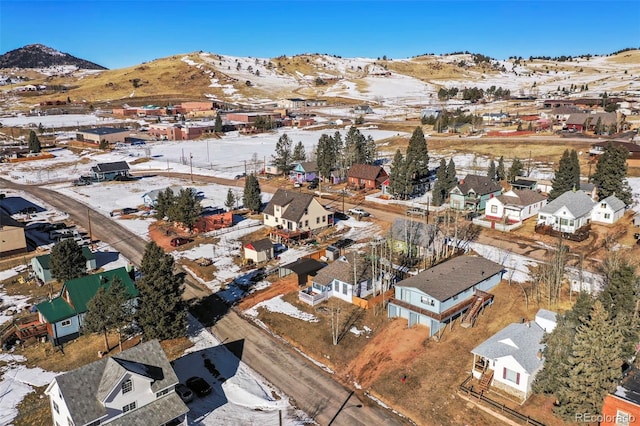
[[298, 284, 329, 306]]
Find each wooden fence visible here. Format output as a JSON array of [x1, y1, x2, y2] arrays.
[[458, 376, 546, 426]]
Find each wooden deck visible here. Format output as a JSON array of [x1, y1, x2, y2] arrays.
[[389, 290, 494, 323]]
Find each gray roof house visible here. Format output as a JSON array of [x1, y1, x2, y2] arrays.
[[45, 339, 188, 426], [390, 218, 440, 258], [537, 190, 595, 233], [244, 238, 274, 263], [142, 185, 183, 207], [263, 189, 332, 234], [471, 309, 557, 401], [591, 194, 626, 225], [449, 174, 503, 211], [90, 161, 131, 181]]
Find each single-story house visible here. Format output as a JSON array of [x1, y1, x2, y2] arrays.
[[510, 179, 537, 191], [244, 238, 274, 264], [484, 189, 547, 223], [589, 140, 640, 168], [0, 212, 26, 258], [449, 174, 503, 211], [471, 309, 557, 401], [353, 105, 374, 114], [31, 246, 97, 284], [36, 267, 137, 346], [45, 339, 188, 426], [263, 189, 333, 234], [601, 367, 640, 426], [76, 127, 129, 145], [142, 185, 183, 207], [279, 258, 326, 285], [390, 218, 439, 258], [347, 164, 388, 190], [591, 195, 626, 225], [290, 161, 318, 183], [566, 267, 605, 294], [90, 161, 131, 181], [537, 190, 595, 234], [388, 255, 504, 337]]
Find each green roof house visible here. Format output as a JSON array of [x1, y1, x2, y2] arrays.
[[36, 267, 137, 346], [31, 246, 97, 284]]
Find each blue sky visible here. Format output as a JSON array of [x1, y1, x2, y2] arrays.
[[2, 1, 639, 69]]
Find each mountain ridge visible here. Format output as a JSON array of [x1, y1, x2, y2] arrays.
[[0, 44, 107, 70]]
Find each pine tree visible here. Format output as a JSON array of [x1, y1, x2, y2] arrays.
[[364, 135, 377, 164], [388, 149, 406, 199], [243, 174, 262, 213], [169, 188, 201, 230], [591, 143, 633, 205], [315, 134, 334, 182], [487, 160, 496, 181], [224, 189, 236, 211], [555, 300, 624, 420], [214, 112, 223, 133], [154, 187, 176, 220], [49, 239, 87, 282], [83, 287, 112, 352], [344, 126, 367, 167], [272, 133, 293, 175], [549, 149, 581, 201], [292, 141, 306, 162], [496, 156, 506, 181], [445, 159, 457, 191], [28, 130, 41, 153], [405, 126, 429, 179], [135, 242, 187, 341], [507, 158, 523, 182], [431, 158, 449, 206], [107, 276, 134, 352]]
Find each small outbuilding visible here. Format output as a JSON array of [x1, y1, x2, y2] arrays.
[[244, 238, 274, 264], [279, 258, 326, 285]]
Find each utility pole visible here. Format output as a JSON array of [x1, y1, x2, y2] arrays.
[[190, 154, 194, 182], [87, 208, 92, 245]]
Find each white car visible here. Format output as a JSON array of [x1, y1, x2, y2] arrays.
[[348, 207, 370, 217]]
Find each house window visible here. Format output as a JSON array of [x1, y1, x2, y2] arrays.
[[156, 388, 169, 398], [122, 401, 137, 413], [303, 208, 308, 215], [616, 409, 631, 426], [316, 217, 320, 224], [264, 214, 269, 220], [604, 213, 611, 219], [560, 218, 568, 226], [322, 215, 326, 222], [275, 217, 279, 223], [305, 220, 309, 227], [452, 294, 458, 301], [490, 205, 498, 214], [502, 368, 520, 385], [122, 379, 133, 394], [53, 401, 59, 414], [342, 283, 347, 295], [60, 319, 71, 327], [420, 296, 434, 306], [601, 203, 607, 208], [334, 282, 338, 292]]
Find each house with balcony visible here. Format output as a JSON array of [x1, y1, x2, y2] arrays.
[[31, 246, 97, 284], [449, 174, 503, 211], [484, 189, 547, 224], [388, 255, 504, 338], [591, 195, 626, 225], [263, 189, 332, 243], [290, 161, 318, 183], [45, 339, 188, 426], [536, 190, 595, 234], [299, 252, 385, 306], [35, 267, 137, 346], [471, 309, 556, 402]]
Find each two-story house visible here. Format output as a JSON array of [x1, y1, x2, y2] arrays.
[[31, 246, 97, 284], [290, 161, 318, 183], [449, 174, 502, 211], [591, 195, 626, 225], [484, 189, 547, 224], [262, 189, 333, 235], [36, 267, 137, 346], [347, 164, 388, 190], [388, 255, 504, 338], [536, 190, 595, 233], [45, 339, 188, 426]]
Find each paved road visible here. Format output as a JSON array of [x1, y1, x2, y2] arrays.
[[212, 310, 408, 426]]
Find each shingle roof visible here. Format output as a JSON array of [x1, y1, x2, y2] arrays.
[[296, 161, 317, 172], [108, 392, 188, 426], [81, 127, 128, 135], [539, 190, 595, 217], [246, 238, 273, 252], [471, 322, 545, 375], [602, 195, 627, 210], [391, 218, 437, 247], [262, 189, 317, 223], [455, 174, 502, 196], [281, 258, 326, 275], [347, 164, 387, 181], [142, 186, 183, 203], [313, 252, 373, 286], [92, 161, 130, 173], [53, 340, 185, 426], [396, 256, 504, 302], [496, 189, 546, 208]]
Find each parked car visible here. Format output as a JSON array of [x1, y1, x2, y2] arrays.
[[186, 376, 212, 397], [307, 181, 318, 190], [73, 179, 91, 186], [170, 237, 193, 247], [175, 383, 194, 403], [114, 174, 137, 181], [121, 207, 139, 215], [333, 238, 355, 249], [348, 207, 370, 217], [333, 212, 350, 221], [234, 173, 246, 180]]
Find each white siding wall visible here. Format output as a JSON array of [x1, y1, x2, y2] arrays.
[[47, 381, 75, 426], [104, 373, 155, 420], [493, 356, 531, 397], [591, 203, 623, 225]]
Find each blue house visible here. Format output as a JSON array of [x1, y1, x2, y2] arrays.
[[449, 174, 503, 211], [388, 255, 504, 337], [290, 161, 318, 183]]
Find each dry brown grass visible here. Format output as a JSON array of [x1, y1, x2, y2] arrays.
[[606, 49, 640, 65], [14, 385, 50, 426]]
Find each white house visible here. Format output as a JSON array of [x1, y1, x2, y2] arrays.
[[243, 238, 274, 264], [471, 309, 557, 402], [263, 189, 333, 233], [566, 267, 605, 294], [45, 339, 188, 426], [31, 247, 97, 284], [537, 190, 595, 233], [142, 185, 183, 207], [484, 189, 547, 223], [591, 195, 626, 225]]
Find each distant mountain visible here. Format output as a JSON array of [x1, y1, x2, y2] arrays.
[[0, 44, 107, 70]]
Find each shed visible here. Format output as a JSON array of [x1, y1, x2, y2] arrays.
[[31, 247, 97, 284], [279, 258, 326, 285], [244, 238, 274, 264]]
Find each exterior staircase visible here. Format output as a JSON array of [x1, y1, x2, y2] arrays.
[[479, 370, 494, 392], [461, 296, 484, 328]]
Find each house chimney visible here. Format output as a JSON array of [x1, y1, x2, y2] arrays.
[[536, 349, 543, 360]]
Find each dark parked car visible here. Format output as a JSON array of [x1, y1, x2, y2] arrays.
[[121, 207, 139, 215], [114, 174, 137, 181], [186, 376, 212, 397], [170, 237, 193, 247], [234, 173, 246, 180], [307, 181, 318, 189], [73, 179, 91, 186], [333, 238, 355, 249], [175, 383, 194, 403], [333, 212, 350, 221]]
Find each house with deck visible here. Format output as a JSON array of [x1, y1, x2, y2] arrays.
[[290, 161, 318, 183], [31, 246, 97, 284], [449, 174, 503, 211], [91, 161, 131, 181], [388, 256, 504, 337], [263, 189, 333, 241], [536, 190, 595, 234], [471, 309, 556, 402], [347, 164, 388, 190], [484, 189, 547, 224], [45, 339, 188, 426], [36, 267, 137, 346], [591, 195, 626, 225], [299, 252, 385, 306]]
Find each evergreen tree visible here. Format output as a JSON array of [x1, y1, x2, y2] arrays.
[[364, 135, 377, 164], [272, 133, 293, 175], [388, 149, 406, 199], [549, 149, 581, 201], [315, 134, 334, 182], [243, 173, 262, 213], [507, 158, 523, 182], [107, 276, 135, 352], [555, 300, 624, 420], [28, 130, 41, 153], [431, 158, 449, 206], [135, 242, 187, 340], [49, 239, 87, 282], [224, 189, 236, 211], [446, 159, 457, 191], [591, 143, 633, 205], [154, 187, 176, 220], [343, 126, 367, 167], [292, 141, 306, 162], [496, 156, 506, 181], [332, 131, 345, 178], [405, 126, 429, 179], [214, 112, 223, 133], [83, 277, 133, 352], [487, 160, 496, 181], [83, 287, 112, 352], [169, 188, 202, 231], [594, 117, 603, 135]]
